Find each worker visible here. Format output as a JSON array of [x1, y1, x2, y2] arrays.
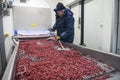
[[50, 2, 74, 43]]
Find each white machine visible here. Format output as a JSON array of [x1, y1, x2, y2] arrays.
[[13, 0, 51, 33]]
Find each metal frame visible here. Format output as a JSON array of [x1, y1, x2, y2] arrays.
[[117, 0, 120, 54], [110, 0, 120, 54], [70, 2, 81, 46], [66, 43, 120, 71], [0, 4, 7, 79], [12, 35, 51, 39], [2, 42, 19, 80], [66, 0, 93, 7], [80, 0, 85, 46], [0, 8, 3, 78]]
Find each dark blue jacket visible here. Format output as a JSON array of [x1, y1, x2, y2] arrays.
[[53, 8, 74, 43]]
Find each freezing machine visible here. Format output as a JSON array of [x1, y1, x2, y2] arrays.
[[2, 35, 120, 80], [13, 0, 51, 32]]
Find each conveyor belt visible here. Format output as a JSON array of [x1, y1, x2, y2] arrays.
[[15, 39, 116, 80], [81, 56, 116, 80]]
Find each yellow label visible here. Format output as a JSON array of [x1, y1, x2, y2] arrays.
[[32, 23, 37, 28], [4, 33, 9, 37]]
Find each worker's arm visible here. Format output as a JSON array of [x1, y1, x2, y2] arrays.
[[60, 16, 74, 40], [53, 23, 57, 31], [53, 14, 59, 31]]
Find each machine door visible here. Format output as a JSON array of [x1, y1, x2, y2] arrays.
[[84, 0, 104, 50], [71, 3, 81, 46]]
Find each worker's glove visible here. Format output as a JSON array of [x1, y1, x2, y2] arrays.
[[55, 36, 60, 41]]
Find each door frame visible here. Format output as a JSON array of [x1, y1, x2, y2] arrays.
[[117, 0, 120, 54], [110, 0, 120, 54]]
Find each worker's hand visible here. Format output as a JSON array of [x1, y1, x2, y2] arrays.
[[55, 36, 60, 41], [47, 37, 56, 41]]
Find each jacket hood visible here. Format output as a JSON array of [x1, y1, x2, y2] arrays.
[[65, 8, 73, 16], [54, 2, 65, 12], [54, 8, 73, 17]]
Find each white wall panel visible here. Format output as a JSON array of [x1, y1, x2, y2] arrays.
[[71, 4, 81, 46]]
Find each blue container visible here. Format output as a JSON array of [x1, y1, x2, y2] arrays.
[[14, 30, 18, 36]]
